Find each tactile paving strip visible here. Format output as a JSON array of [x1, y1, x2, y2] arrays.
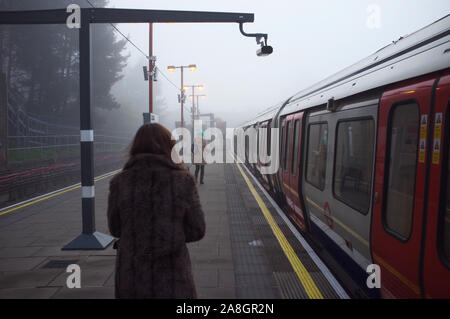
[[225, 164, 280, 299], [273, 272, 309, 299], [229, 163, 341, 299]]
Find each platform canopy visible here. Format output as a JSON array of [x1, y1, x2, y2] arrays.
[[0, 7, 254, 24]]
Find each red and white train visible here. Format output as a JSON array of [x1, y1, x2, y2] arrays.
[[237, 15, 450, 298]]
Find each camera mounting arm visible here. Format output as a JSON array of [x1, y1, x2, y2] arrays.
[[239, 22, 268, 46], [239, 22, 273, 56]]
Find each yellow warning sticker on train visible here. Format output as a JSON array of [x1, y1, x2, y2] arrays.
[[434, 113, 442, 140], [420, 115, 428, 140], [432, 139, 441, 165], [432, 113, 442, 165], [436, 113, 442, 125], [419, 139, 426, 163], [419, 115, 427, 163], [421, 114, 428, 126]]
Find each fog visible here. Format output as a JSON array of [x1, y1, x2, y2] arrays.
[[107, 0, 450, 130]]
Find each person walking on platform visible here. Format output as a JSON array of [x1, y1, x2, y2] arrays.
[[192, 133, 207, 184], [107, 123, 206, 299]]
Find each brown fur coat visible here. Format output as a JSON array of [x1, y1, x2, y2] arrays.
[[107, 153, 205, 299]]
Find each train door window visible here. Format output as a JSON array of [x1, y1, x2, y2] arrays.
[[281, 119, 286, 163], [383, 103, 420, 240], [334, 118, 375, 214], [292, 120, 300, 176], [441, 103, 450, 263], [306, 123, 328, 190], [284, 121, 291, 171], [267, 125, 271, 157], [257, 127, 260, 161], [245, 134, 249, 163]]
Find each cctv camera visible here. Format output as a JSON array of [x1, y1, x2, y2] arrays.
[[257, 46, 273, 57]]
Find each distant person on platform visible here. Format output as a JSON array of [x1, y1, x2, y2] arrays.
[[192, 133, 207, 184], [107, 123, 206, 299]]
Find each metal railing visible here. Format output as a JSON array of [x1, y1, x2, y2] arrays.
[[7, 135, 131, 163]]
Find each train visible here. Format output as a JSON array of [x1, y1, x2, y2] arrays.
[[236, 14, 450, 298]]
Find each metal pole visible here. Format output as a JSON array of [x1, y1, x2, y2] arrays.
[[180, 67, 184, 128], [192, 86, 195, 138], [149, 23, 153, 116], [196, 95, 200, 118], [63, 12, 113, 250]]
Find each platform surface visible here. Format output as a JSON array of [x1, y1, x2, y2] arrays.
[[0, 163, 347, 299]]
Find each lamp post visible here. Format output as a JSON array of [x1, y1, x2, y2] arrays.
[[184, 85, 204, 137], [167, 64, 197, 128]]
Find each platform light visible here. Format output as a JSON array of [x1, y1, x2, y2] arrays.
[[188, 64, 197, 71], [189, 94, 206, 99], [167, 66, 176, 72]]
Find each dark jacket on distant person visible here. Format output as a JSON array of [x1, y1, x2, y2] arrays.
[[107, 153, 206, 299]]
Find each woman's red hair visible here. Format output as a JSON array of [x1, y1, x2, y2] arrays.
[[129, 123, 176, 161]]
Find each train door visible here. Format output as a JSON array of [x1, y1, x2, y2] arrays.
[[371, 74, 437, 298], [258, 121, 272, 192], [282, 113, 306, 230], [422, 71, 450, 298], [281, 115, 293, 214], [273, 117, 287, 205], [303, 101, 378, 294]]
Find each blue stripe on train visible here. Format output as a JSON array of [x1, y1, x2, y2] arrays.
[[309, 221, 380, 299]]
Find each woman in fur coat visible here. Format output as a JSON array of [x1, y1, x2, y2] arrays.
[[107, 123, 206, 299]]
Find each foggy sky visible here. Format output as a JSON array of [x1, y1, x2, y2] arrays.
[[106, 0, 450, 130]]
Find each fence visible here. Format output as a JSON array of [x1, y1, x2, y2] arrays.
[[7, 134, 131, 164]]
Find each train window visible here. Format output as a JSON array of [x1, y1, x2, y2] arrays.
[[334, 119, 374, 214], [245, 134, 249, 163], [306, 123, 328, 190], [267, 125, 271, 157], [441, 103, 450, 263], [257, 127, 260, 161], [284, 121, 291, 171], [384, 103, 420, 240], [281, 119, 286, 164], [292, 120, 300, 176]]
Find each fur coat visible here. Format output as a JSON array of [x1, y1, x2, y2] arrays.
[[107, 153, 206, 299]]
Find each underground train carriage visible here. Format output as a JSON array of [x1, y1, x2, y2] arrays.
[[239, 69, 450, 298]]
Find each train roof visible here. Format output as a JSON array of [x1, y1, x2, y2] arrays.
[[240, 14, 450, 128]]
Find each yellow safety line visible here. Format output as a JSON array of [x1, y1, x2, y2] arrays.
[[0, 171, 119, 217], [236, 163, 324, 299], [283, 182, 299, 197]]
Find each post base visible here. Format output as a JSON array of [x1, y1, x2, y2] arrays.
[[62, 231, 114, 250]]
